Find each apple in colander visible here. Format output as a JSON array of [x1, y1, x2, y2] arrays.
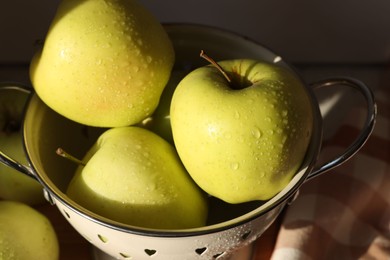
[[170, 53, 313, 204], [29, 0, 174, 128], [64, 126, 208, 229]]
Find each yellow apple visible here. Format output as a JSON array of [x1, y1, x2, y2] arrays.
[[30, 0, 175, 127], [66, 126, 208, 229], [171, 59, 313, 203], [0, 133, 45, 205], [0, 200, 59, 260], [138, 69, 188, 144], [0, 86, 45, 205]]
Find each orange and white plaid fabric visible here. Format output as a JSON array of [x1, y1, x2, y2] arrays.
[[269, 82, 390, 259]]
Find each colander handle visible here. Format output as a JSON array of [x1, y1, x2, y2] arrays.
[[0, 83, 37, 181], [306, 77, 377, 180]]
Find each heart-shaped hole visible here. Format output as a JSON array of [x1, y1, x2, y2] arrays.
[[144, 249, 157, 256], [97, 234, 108, 243], [119, 252, 131, 259], [241, 230, 251, 240], [63, 210, 70, 219], [213, 252, 225, 259], [195, 247, 207, 255]]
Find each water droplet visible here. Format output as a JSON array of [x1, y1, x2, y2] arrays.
[[230, 162, 239, 170], [282, 110, 288, 117], [273, 56, 282, 63], [234, 110, 240, 119], [224, 132, 232, 139], [251, 128, 262, 139]]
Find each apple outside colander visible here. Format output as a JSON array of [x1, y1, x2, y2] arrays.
[[0, 24, 376, 260]]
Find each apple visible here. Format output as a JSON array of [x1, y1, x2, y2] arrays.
[[65, 126, 208, 229], [139, 69, 189, 144], [0, 200, 59, 260], [170, 55, 313, 204], [30, 0, 175, 127], [0, 87, 46, 205]]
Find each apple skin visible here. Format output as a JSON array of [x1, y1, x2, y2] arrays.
[[30, 0, 174, 127], [0, 87, 46, 205], [170, 59, 313, 204], [139, 69, 189, 144], [0, 132, 45, 205], [66, 126, 208, 229], [0, 200, 59, 260]]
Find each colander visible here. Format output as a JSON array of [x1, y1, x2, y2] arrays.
[[0, 24, 376, 260]]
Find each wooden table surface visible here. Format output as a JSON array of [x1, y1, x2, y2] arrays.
[[35, 203, 282, 260]]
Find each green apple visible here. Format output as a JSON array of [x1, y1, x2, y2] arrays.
[[0, 133, 46, 205], [66, 126, 208, 229], [170, 58, 313, 204], [0, 87, 46, 205], [139, 69, 189, 144], [0, 200, 59, 260], [30, 0, 175, 127]]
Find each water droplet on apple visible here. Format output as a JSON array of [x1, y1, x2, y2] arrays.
[[146, 56, 152, 63], [273, 56, 282, 63], [230, 162, 239, 170], [234, 110, 240, 119], [224, 132, 232, 139], [251, 128, 262, 139]]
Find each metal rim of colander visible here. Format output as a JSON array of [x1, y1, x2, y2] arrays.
[[21, 23, 323, 238]]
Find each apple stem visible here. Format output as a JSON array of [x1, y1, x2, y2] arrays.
[[200, 50, 232, 83], [56, 148, 85, 166]]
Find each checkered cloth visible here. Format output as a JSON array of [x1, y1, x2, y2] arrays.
[[268, 82, 390, 259]]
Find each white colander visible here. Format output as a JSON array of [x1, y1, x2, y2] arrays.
[[0, 24, 376, 260]]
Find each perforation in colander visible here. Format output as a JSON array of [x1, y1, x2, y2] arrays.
[[62, 208, 254, 259]]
